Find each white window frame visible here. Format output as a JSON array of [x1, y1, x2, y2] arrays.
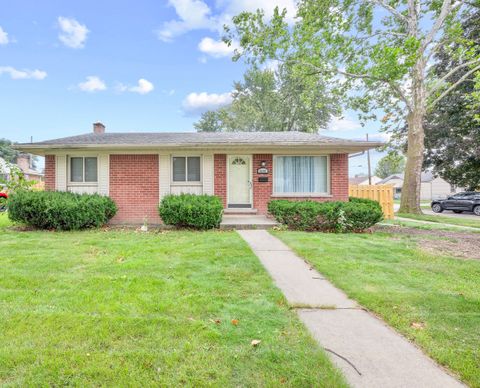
[[171, 155, 202, 185], [68, 156, 99, 185], [272, 155, 331, 197]]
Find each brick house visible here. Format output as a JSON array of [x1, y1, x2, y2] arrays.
[[16, 123, 382, 224]]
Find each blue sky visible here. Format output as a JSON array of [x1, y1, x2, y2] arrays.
[[0, 0, 385, 175]]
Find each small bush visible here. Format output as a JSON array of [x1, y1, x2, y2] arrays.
[[349, 196, 383, 212], [8, 190, 117, 230], [159, 194, 223, 230], [268, 198, 383, 232]]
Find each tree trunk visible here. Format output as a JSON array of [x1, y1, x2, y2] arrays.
[[399, 59, 426, 214], [399, 111, 425, 214]]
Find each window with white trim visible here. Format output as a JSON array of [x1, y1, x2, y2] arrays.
[[274, 156, 328, 194], [69, 157, 98, 183], [172, 156, 201, 182]]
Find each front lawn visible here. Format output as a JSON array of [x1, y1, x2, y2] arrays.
[[397, 212, 480, 229], [273, 229, 480, 387], [0, 215, 345, 386]]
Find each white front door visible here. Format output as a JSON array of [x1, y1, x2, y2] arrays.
[[228, 155, 251, 207]]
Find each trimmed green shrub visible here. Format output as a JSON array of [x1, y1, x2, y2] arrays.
[[159, 194, 223, 230], [268, 199, 383, 232], [8, 190, 117, 230], [349, 196, 383, 212]]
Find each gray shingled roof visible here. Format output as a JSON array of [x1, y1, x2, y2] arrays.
[[377, 172, 435, 184], [18, 131, 381, 147]]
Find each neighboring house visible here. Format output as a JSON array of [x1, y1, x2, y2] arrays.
[[377, 173, 404, 198], [16, 153, 44, 182], [15, 123, 382, 224], [0, 154, 43, 182], [349, 175, 382, 186], [377, 172, 461, 200]]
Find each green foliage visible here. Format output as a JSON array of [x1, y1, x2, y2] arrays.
[[0, 138, 19, 164], [268, 198, 383, 232], [0, 162, 36, 193], [374, 151, 406, 179], [8, 191, 117, 230], [424, 8, 480, 191], [159, 194, 223, 230], [194, 66, 340, 133]]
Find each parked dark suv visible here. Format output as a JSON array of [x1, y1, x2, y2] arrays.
[[431, 192, 480, 216]]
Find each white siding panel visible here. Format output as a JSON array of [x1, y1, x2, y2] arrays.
[[68, 185, 99, 194], [159, 154, 171, 199], [431, 177, 455, 199], [98, 154, 109, 195], [203, 154, 214, 195], [56, 155, 67, 191], [420, 182, 432, 200], [171, 185, 203, 195]]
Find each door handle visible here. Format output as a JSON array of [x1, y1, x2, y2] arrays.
[[248, 181, 252, 188]]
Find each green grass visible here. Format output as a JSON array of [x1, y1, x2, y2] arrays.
[[0, 214, 346, 387], [273, 230, 480, 387], [397, 212, 480, 229]]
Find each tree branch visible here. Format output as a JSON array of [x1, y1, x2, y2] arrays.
[[356, 31, 408, 41], [337, 69, 413, 111], [430, 63, 480, 108], [421, 0, 463, 53], [369, 0, 408, 24], [427, 58, 480, 97], [281, 58, 413, 111]]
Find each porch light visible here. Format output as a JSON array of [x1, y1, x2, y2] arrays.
[[260, 161, 266, 167]]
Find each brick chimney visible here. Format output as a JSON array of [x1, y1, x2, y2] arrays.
[[16, 153, 31, 172], [93, 122, 105, 134]]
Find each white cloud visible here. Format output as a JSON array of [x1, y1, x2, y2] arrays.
[[58, 17, 89, 49], [78, 76, 107, 92], [327, 116, 362, 132], [0, 26, 10, 45], [157, 0, 215, 42], [198, 37, 239, 58], [182, 91, 233, 114], [117, 78, 155, 94], [0, 66, 47, 80], [157, 0, 297, 43]]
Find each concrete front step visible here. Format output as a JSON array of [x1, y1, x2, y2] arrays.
[[223, 208, 258, 214], [220, 215, 278, 230]]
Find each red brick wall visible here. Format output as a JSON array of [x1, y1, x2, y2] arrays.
[[214, 154, 227, 207], [330, 153, 349, 201], [255, 153, 349, 214], [109, 154, 161, 224], [253, 154, 273, 214], [44, 155, 56, 191]]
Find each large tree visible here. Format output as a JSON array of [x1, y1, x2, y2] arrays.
[[423, 8, 480, 191], [225, 0, 480, 213], [195, 66, 341, 133], [0, 138, 19, 164]]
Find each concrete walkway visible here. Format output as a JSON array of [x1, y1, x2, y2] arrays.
[[238, 230, 463, 388]]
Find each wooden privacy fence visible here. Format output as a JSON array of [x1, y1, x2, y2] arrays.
[[349, 184, 394, 220]]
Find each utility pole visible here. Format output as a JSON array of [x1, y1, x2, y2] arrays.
[[366, 133, 372, 185]]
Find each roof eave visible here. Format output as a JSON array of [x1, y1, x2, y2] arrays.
[[15, 141, 383, 156]]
